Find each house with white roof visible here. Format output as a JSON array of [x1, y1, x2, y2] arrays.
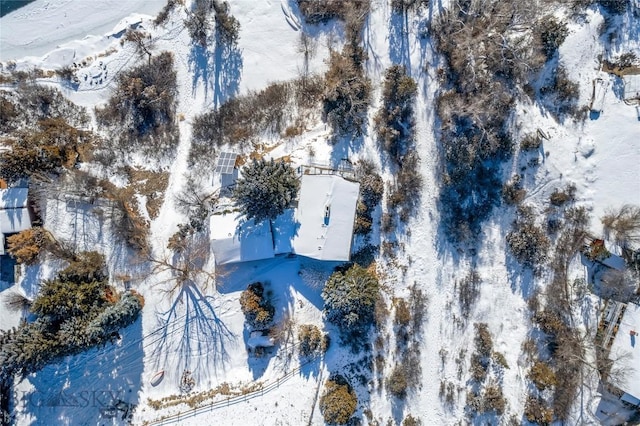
[[292, 174, 359, 262], [210, 173, 359, 265], [607, 302, 640, 408]]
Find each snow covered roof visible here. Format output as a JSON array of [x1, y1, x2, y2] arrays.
[[623, 75, 640, 101], [292, 175, 359, 261], [210, 213, 275, 265], [609, 302, 640, 402], [0, 188, 28, 210], [0, 207, 32, 235]]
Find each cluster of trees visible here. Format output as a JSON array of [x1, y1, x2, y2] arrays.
[[0, 252, 143, 385], [190, 77, 324, 168], [0, 84, 88, 135], [0, 116, 91, 185], [192, 82, 291, 150], [431, 0, 577, 242], [95, 52, 178, 159], [239, 282, 275, 329], [232, 159, 299, 222]]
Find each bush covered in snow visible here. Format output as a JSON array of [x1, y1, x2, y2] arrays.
[[506, 205, 550, 269], [319, 376, 357, 425], [6, 228, 50, 265], [233, 159, 299, 222], [239, 282, 275, 329], [374, 65, 417, 163], [322, 264, 380, 334], [297, 324, 327, 357]]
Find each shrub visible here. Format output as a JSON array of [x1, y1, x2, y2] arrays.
[[7, 228, 50, 265], [506, 206, 550, 269], [374, 65, 417, 162], [502, 175, 526, 205], [320, 376, 357, 425], [525, 395, 554, 425], [520, 133, 542, 151], [528, 360, 557, 390], [323, 49, 371, 136], [538, 17, 569, 59], [233, 159, 299, 222], [402, 415, 422, 426], [298, 324, 326, 357], [457, 270, 481, 319], [386, 365, 409, 398], [58, 251, 107, 284], [550, 184, 576, 206], [239, 282, 274, 329], [481, 384, 506, 415], [474, 323, 493, 357], [322, 264, 380, 333], [393, 298, 411, 328]]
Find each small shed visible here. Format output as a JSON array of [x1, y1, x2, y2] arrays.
[[214, 152, 239, 189]]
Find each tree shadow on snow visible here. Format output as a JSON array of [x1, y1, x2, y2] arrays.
[[13, 318, 144, 425], [188, 38, 242, 108], [388, 9, 411, 70], [150, 282, 236, 387]]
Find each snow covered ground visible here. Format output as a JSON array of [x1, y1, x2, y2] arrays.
[[1, 0, 639, 425]]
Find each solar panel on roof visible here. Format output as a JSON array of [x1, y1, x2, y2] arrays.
[[215, 152, 238, 175]]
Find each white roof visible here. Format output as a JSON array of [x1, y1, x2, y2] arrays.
[[292, 175, 359, 261], [210, 213, 274, 265], [0, 207, 31, 235], [624, 74, 640, 101], [0, 188, 29, 210], [609, 302, 640, 401]]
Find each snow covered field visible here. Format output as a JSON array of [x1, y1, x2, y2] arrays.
[[1, 0, 639, 425]]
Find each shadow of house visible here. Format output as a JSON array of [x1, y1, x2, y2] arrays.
[[0, 188, 33, 286]]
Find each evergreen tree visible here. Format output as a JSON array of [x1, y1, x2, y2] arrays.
[[233, 159, 299, 222], [322, 264, 379, 332]]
